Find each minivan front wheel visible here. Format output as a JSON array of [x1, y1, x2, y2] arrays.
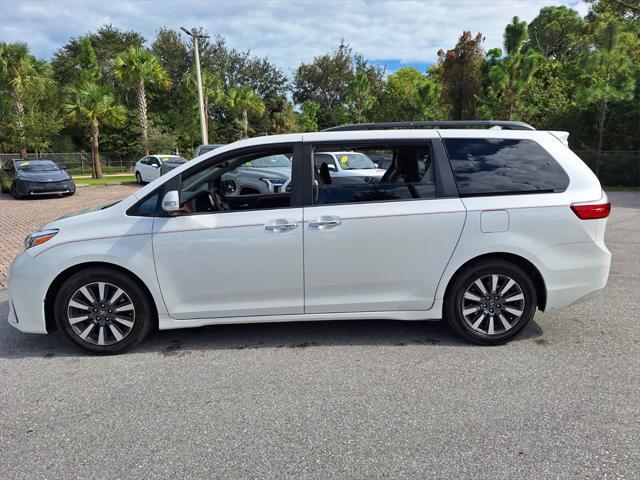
[[54, 267, 154, 354], [445, 260, 537, 345]]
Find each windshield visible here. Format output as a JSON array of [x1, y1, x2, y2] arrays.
[[160, 156, 186, 164], [335, 153, 376, 170], [246, 155, 292, 168], [15, 160, 60, 172]]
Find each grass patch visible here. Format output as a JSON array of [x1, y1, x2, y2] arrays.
[[73, 175, 136, 186], [66, 166, 133, 176]]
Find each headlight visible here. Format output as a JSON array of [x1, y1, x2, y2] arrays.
[[261, 177, 286, 186], [24, 229, 59, 249]]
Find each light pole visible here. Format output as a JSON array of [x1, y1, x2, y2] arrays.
[[181, 27, 209, 145]]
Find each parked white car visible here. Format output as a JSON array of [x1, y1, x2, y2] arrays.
[[8, 121, 611, 353], [134, 154, 186, 183], [314, 151, 387, 185]]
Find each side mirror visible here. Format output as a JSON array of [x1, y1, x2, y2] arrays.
[[161, 190, 180, 214], [153, 163, 161, 168], [328, 164, 337, 171], [60, 165, 67, 170]]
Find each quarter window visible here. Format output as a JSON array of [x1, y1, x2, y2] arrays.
[[312, 143, 436, 205], [444, 138, 569, 196]]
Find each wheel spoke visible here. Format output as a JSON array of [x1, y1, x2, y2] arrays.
[[500, 279, 515, 296], [504, 293, 524, 303], [463, 306, 481, 316], [464, 292, 482, 302], [109, 288, 124, 305], [98, 282, 106, 302], [69, 300, 90, 310], [498, 314, 512, 331], [113, 317, 134, 328], [474, 278, 488, 295], [79, 323, 95, 340], [487, 316, 495, 335], [114, 302, 134, 313], [109, 324, 123, 341], [97, 326, 105, 346], [505, 307, 523, 317], [69, 315, 89, 325], [491, 274, 498, 293], [79, 286, 95, 304], [471, 314, 485, 329]]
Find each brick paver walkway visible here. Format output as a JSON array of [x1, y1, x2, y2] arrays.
[[0, 184, 139, 287]]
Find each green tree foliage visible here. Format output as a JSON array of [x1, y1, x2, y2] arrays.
[[377, 67, 440, 121], [298, 101, 320, 132], [227, 86, 265, 138], [484, 17, 543, 120], [64, 82, 127, 178], [293, 42, 384, 128], [577, 21, 637, 163], [0, 42, 59, 158], [436, 32, 485, 119], [527, 6, 587, 60], [114, 47, 172, 156]]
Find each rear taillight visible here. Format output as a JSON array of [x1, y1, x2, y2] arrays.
[[570, 202, 611, 220]]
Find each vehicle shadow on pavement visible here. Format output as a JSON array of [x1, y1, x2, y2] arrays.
[[0, 298, 544, 358]]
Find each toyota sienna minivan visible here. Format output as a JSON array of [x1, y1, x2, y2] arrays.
[[8, 121, 611, 353]]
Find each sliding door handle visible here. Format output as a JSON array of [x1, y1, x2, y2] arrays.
[[309, 216, 342, 229]]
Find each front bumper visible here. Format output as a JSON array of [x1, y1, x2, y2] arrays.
[[16, 180, 75, 196], [7, 250, 49, 334]]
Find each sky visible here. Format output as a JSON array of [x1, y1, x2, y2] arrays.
[[0, 0, 589, 74]]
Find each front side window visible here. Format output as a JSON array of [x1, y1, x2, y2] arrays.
[[178, 148, 293, 214], [312, 143, 436, 205], [444, 138, 569, 196]]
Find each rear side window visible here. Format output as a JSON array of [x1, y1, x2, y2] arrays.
[[444, 138, 569, 196]]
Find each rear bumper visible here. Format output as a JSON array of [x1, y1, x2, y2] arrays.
[[533, 241, 611, 309]]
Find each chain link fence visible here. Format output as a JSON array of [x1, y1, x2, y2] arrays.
[[0, 153, 136, 176]]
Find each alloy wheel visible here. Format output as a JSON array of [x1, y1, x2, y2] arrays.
[[66, 282, 136, 346], [460, 274, 525, 335]]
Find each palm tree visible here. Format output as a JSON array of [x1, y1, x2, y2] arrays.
[[0, 42, 55, 158], [64, 82, 126, 179], [114, 47, 171, 156], [227, 87, 265, 138]]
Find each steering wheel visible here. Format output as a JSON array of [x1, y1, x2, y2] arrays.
[[212, 186, 230, 211]]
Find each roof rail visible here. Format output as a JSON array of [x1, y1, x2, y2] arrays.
[[323, 120, 535, 132]]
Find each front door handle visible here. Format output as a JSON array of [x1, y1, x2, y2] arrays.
[[265, 219, 298, 232], [309, 216, 342, 229]]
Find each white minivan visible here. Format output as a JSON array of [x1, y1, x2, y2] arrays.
[[8, 121, 611, 353]]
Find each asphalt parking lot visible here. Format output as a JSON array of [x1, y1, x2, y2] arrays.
[[0, 192, 638, 479]]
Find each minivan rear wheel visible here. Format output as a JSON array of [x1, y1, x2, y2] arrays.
[[444, 260, 537, 345], [53, 267, 154, 354]]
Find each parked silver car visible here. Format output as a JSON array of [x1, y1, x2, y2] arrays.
[[222, 154, 291, 195]]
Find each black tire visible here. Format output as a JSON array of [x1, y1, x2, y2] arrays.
[[135, 171, 142, 184], [11, 183, 22, 199], [53, 267, 154, 354], [444, 259, 537, 345]]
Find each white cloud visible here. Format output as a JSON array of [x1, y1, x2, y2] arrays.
[[0, 0, 590, 73]]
